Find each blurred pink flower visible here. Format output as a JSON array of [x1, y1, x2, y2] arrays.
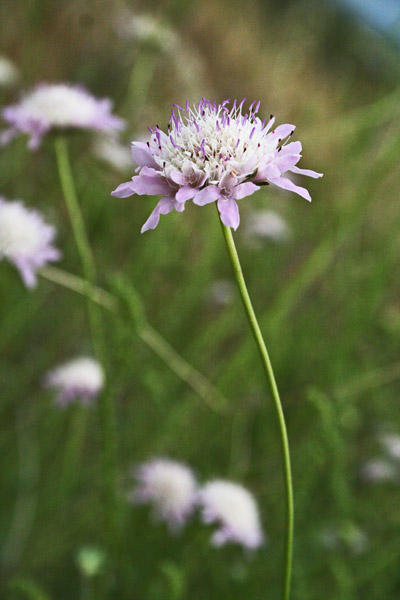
[[45, 357, 104, 406], [112, 98, 322, 232], [1, 83, 125, 150], [0, 197, 60, 287], [197, 479, 264, 549], [130, 458, 197, 531]]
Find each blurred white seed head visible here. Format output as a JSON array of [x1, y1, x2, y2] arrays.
[[0, 197, 60, 287], [380, 433, 400, 461], [197, 480, 264, 549], [116, 13, 177, 52], [0, 55, 19, 87], [244, 210, 290, 243], [207, 279, 236, 307], [92, 135, 132, 172], [131, 458, 197, 531], [360, 459, 398, 483], [45, 357, 104, 406]]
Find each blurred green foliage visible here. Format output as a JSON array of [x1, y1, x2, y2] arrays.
[[1, 0, 400, 599]]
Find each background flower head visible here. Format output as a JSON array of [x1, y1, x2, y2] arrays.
[[130, 458, 197, 531], [112, 98, 322, 232], [1, 83, 125, 150], [45, 357, 104, 406], [0, 197, 60, 288], [197, 479, 264, 549]]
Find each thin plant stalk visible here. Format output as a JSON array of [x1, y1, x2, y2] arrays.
[[218, 215, 294, 600], [54, 137, 119, 549]]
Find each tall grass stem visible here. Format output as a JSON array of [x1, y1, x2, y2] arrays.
[[54, 137, 119, 551]]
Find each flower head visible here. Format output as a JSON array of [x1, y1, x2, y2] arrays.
[[0, 197, 60, 287], [130, 458, 197, 531], [45, 357, 104, 406], [197, 479, 264, 549], [112, 98, 322, 232], [1, 83, 125, 150]]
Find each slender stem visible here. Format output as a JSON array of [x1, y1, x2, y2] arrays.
[[54, 137, 119, 551], [218, 217, 294, 600]]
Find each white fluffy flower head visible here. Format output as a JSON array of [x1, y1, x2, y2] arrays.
[[45, 357, 104, 406], [0, 198, 60, 287], [198, 479, 264, 549], [132, 458, 197, 530], [1, 83, 125, 149]]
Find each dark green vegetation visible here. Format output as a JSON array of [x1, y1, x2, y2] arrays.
[[1, 1, 400, 598]]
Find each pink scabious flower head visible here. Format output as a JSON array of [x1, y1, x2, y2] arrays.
[[197, 479, 264, 549], [131, 458, 197, 531], [45, 357, 104, 406], [1, 83, 125, 150], [111, 98, 322, 232], [0, 197, 60, 288]]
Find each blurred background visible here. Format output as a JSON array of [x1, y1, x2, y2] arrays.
[[1, 0, 400, 598]]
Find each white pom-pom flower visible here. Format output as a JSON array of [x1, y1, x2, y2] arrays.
[[197, 479, 264, 549], [1, 83, 125, 149], [0, 197, 60, 288], [45, 357, 104, 406], [131, 458, 197, 531]]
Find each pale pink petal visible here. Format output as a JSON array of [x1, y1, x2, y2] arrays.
[[217, 198, 240, 230], [193, 185, 221, 206], [169, 170, 186, 185], [269, 176, 311, 201], [111, 181, 135, 198], [131, 141, 157, 168], [233, 182, 260, 200], [274, 153, 301, 173], [220, 171, 237, 195], [175, 186, 197, 202], [132, 167, 171, 196], [271, 124, 295, 139], [290, 166, 323, 178], [254, 162, 280, 182], [279, 140, 302, 155], [141, 197, 174, 233]]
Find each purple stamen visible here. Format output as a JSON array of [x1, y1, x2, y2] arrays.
[[236, 138, 240, 148], [249, 127, 255, 139], [186, 100, 189, 112], [169, 135, 179, 149], [173, 103, 184, 111]]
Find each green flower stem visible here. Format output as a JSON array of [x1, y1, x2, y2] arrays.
[[39, 265, 227, 413], [54, 137, 119, 551], [218, 217, 294, 600]]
